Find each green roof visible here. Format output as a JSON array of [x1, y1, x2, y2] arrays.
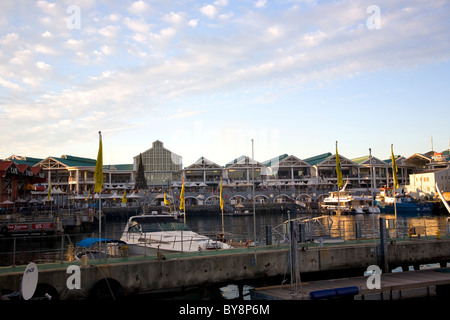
[[6, 156, 43, 166], [303, 152, 332, 166], [262, 154, 288, 167], [105, 164, 134, 171], [351, 155, 370, 165], [55, 155, 97, 167]]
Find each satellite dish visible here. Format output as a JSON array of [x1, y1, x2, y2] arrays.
[[21, 262, 38, 300]]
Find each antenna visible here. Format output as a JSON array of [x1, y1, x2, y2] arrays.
[[21, 262, 38, 300]]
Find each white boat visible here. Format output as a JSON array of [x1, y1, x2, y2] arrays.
[[321, 190, 380, 214], [120, 214, 232, 255]]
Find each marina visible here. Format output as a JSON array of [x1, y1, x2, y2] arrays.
[[2, 211, 450, 300], [1, 138, 449, 301]]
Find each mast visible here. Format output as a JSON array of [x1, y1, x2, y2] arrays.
[[252, 139, 257, 256], [369, 148, 375, 211]]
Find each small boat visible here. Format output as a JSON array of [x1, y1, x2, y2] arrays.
[[120, 214, 232, 255], [321, 190, 380, 214], [225, 209, 253, 216], [75, 238, 128, 260], [375, 187, 433, 216]]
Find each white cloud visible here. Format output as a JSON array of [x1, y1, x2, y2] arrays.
[[123, 17, 151, 34], [41, 31, 53, 38], [214, 0, 228, 7], [163, 12, 185, 26], [254, 0, 267, 8], [127, 1, 149, 15], [200, 4, 217, 19], [188, 19, 199, 28], [99, 25, 121, 38], [36, 61, 51, 71]]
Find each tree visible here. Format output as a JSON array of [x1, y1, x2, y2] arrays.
[[135, 153, 148, 190]]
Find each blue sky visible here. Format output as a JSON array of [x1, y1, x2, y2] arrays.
[[0, 0, 449, 167]]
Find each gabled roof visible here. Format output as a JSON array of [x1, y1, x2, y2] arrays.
[[5, 155, 43, 166], [405, 153, 432, 162], [262, 154, 289, 167], [303, 153, 332, 166], [352, 155, 388, 167], [0, 160, 17, 173], [37, 155, 98, 168], [314, 154, 359, 167], [225, 156, 265, 168], [384, 155, 406, 165], [185, 157, 222, 169], [277, 155, 311, 168], [135, 140, 182, 159]]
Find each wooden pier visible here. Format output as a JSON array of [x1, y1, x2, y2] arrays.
[[251, 267, 450, 300]]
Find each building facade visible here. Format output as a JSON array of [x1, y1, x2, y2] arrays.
[[133, 140, 182, 187]]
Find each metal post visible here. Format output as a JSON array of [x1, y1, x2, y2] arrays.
[[13, 237, 16, 268], [355, 221, 362, 239], [379, 217, 389, 273], [265, 225, 272, 245], [60, 233, 64, 263]]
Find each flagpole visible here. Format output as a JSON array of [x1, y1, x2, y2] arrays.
[[391, 144, 398, 221], [252, 139, 256, 257], [336, 141, 341, 217], [220, 177, 224, 236], [94, 131, 103, 258]]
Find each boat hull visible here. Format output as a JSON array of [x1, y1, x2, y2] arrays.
[[375, 201, 434, 216]]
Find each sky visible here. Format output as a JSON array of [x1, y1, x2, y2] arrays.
[[0, 0, 449, 167]]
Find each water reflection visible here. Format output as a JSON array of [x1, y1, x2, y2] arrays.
[[1, 212, 449, 266]]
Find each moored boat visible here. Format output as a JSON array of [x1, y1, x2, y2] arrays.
[[321, 190, 380, 214], [375, 187, 434, 216], [120, 213, 232, 255]]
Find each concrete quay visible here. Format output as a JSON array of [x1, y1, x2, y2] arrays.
[[2, 238, 450, 300]]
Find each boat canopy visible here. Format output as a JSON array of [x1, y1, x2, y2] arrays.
[[77, 238, 126, 248]]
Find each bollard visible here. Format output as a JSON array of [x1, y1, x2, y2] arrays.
[[355, 221, 362, 239], [265, 225, 272, 245]]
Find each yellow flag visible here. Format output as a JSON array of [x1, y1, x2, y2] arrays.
[[164, 193, 170, 205], [335, 142, 344, 188], [122, 190, 127, 204], [47, 180, 51, 201], [94, 132, 103, 194], [391, 144, 399, 189], [219, 178, 224, 211], [179, 178, 185, 211]]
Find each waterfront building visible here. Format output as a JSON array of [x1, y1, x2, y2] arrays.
[[35, 155, 134, 194], [184, 157, 222, 185], [405, 151, 450, 171], [0, 160, 46, 203], [263, 154, 313, 185], [133, 140, 182, 188], [351, 155, 390, 188], [406, 167, 450, 198], [304, 153, 360, 188], [223, 155, 265, 184]]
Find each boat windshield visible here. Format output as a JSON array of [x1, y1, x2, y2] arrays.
[[128, 216, 191, 233]]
